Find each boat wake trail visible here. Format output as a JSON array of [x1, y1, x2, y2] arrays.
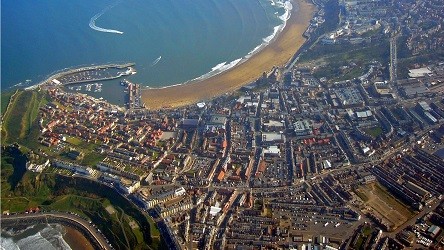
[[89, 1, 124, 35], [151, 56, 162, 66]]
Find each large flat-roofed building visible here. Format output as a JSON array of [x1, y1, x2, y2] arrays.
[[294, 120, 313, 136], [182, 119, 199, 129], [262, 132, 285, 144], [417, 101, 432, 112], [402, 85, 430, 98], [209, 115, 227, 126], [206, 115, 228, 132], [408, 67, 432, 78], [333, 87, 364, 107]]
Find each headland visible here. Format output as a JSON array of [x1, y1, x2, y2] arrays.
[[141, 0, 316, 109]]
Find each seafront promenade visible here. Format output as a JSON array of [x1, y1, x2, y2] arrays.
[[2, 212, 111, 250]]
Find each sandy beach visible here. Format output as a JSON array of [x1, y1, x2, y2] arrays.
[[63, 226, 95, 250], [141, 0, 315, 109]]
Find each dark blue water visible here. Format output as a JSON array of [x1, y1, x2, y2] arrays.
[[1, 0, 287, 90]]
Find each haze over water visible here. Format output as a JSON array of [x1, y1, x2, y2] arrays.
[[2, 0, 288, 90]]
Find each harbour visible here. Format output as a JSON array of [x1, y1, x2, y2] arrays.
[[29, 63, 136, 90], [68, 82, 103, 93]]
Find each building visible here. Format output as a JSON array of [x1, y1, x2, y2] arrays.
[[333, 87, 365, 107], [53, 160, 93, 176], [294, 120, 313, 136]]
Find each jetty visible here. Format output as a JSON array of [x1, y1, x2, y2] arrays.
[[27, 63, 136, 90], [121, 79, 144, 110]]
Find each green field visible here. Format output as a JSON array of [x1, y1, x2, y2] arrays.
[[46, 195, 150, 249], [1, 90, 49, 148], [299, 39, 390, 82], [1, 91, 16, 116], [363, 127, 383, 138]]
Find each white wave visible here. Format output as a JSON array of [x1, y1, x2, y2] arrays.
[[211, 62, 227, 71], [151, 56, 162, 66], [247, 44, 263, 57], [279, 1, 293, 21], [15, 232, 58, 250], [1, 224, 72, 250], [246, 0, 292, 58], [0, 237, 20, 250], [263, 25, 281, 43], [2, 225, 36, 236], [89, 1, 124, 35], [50, 233, 72, 250], [193, 58, 243, 82]]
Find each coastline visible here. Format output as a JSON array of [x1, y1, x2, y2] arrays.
[[63, 225, 95, 250], [141, 0, 316, 110]]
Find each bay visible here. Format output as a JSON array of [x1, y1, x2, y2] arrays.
[[1, 0, 285, 90]]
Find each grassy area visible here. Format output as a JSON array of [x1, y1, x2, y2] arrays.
[[334, 66, 367, 82], [1, 90, 16, 116], [362, 225, 373, 236], [66, 136, 82, 146], [373, 183, 414, 217], [356, 182, 414, 230], [354, 188, 369, 202], [46, 194, 147, 249], [397, 50, 444, 79], [1, 146, 162, 249], [364, 127, 383, 138], [301, 40, 390, 82], [63, 136, 104, 166], [81, 151, 105, 167], [355, 235, 364, 250], [2, 90, 49, 147]]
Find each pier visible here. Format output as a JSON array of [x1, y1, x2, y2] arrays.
[[121, 79, 143, 110], [29, 63, 136, 90]]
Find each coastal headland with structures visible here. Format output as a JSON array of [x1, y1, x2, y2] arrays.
[[141, 0, 316, 109]]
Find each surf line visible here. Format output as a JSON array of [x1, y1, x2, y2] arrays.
[[151, 56, 162, 66], [89, 1, 124, 35]]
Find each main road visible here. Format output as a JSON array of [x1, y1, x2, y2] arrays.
[[1, 212, 111, 250]]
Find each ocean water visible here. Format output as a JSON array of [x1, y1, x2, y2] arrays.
[[1, 0, 290, 91], [1, 224, 72, 250]]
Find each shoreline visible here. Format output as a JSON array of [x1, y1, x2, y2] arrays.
[[63, 225, 95, 250], [141, 0, 316, 110]]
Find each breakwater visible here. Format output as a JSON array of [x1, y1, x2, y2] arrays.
[[26, 63, 135, 90]]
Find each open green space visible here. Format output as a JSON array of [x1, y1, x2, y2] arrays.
[[81, 151, 105, 167], [1, 90, 16, 116], [363, 127, 383, 138], [1, 90, 49, 149], [299, 39, 390, 82], [355, 182, 414, 230], [1, 145, 163, 249]]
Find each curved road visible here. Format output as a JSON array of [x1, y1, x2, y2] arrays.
[[1, 212, 111, 250]]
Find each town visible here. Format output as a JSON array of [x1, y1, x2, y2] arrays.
[[3, 0, 444, 249]]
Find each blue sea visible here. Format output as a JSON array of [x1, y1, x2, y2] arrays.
[[1, 0, 291, 93]]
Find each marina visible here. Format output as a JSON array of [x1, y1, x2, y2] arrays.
[[68, 82, 103, 93], [31, 63, 136, 90]]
